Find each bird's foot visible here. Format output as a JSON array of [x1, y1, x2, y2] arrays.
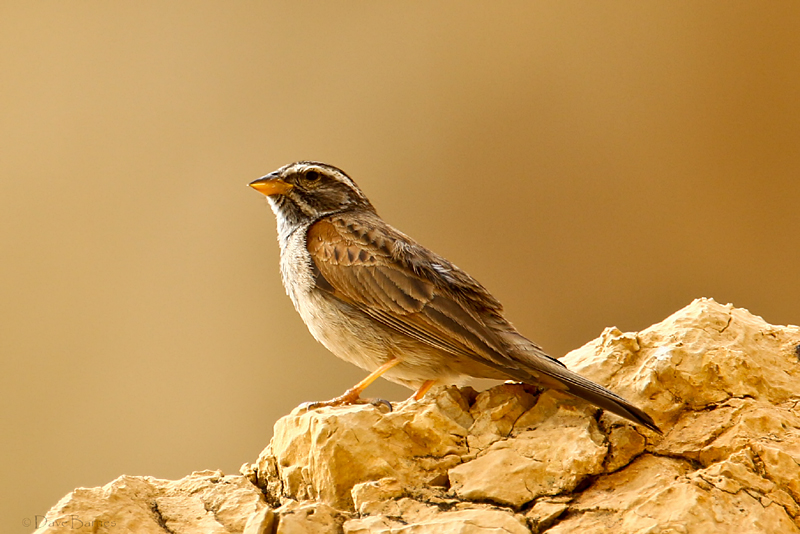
[[300, 387, 392, 412]]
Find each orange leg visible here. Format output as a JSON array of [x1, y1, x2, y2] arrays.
[[308, 357, 402, 408], [412, 379, 437, 401]]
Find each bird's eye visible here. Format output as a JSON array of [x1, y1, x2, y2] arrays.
[[305, 170, 321, 183]]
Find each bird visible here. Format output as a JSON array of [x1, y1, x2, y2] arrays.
[[249, 161, 661, 434]]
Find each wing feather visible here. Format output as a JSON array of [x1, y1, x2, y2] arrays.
[[306, 215, 514, 369]]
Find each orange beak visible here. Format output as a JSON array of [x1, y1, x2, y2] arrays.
[[248, 175, 294, 196]]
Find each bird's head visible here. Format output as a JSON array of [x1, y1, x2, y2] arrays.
[[249, 162, 376, 230]]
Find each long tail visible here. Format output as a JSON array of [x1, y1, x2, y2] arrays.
[[543, 363, 662, 434], [500, 336, 661, 434]]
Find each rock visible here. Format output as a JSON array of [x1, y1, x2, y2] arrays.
[[255, 385, 473, 510], [654, 396, 800, 466], [603, 425, 646, 472], [449, 396, 607, 507], [755, 443, 800, 504], [36, 299, 800, 533], [466, 383, 538, 450], [343, 501, 530, 534], [33, 470, 267, 534], [525, 498, 570, 534], [273, 501, 347, 534], [562, 298, 800, 429], [243, 506, 276, 534], [550, 454, 799, 534]]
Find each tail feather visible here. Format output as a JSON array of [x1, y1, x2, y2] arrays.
[[501, 339, 661, 434], [552, 368, 662, 434]]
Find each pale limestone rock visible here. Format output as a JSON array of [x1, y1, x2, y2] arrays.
[[351, 478, 406, 515], [255, 385, 473, 509], [755, 443, 800, 504], [525, 498, 570, 533], [35, 470, 267, 534], [466, 383, 537, 450], [351, 496, 436, 523], [273, 501, 346, 534], [37, 299, 800, 533], [550, 454, 799, 534], [603, 425, 646, 472], [343, 500, 530, 534], [243, 506, 276, 534], [654, 396, 800, 467], [563, 297, 800, 430], [450, 409, 607, 507], [511, 387, 599, 431]]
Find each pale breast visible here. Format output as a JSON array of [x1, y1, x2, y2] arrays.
[[278, 226, 391, 373]]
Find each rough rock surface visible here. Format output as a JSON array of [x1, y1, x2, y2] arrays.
[[36, 299, 800, 533], [32, 470, 270, 534]]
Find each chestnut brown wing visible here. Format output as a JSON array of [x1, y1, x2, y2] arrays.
[[305, 214, 565, 387]]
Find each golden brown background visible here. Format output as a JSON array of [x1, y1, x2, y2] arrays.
[[2, 1, 799, 528]]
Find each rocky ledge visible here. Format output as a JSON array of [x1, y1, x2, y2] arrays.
[[37, 299, 800, 533]]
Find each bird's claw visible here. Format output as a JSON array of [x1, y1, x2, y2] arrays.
[[366, 397, 393, 412], [298, 390, 392, 413]]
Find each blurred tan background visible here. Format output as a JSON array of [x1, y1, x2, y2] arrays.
[[2, 1, 799, 529]]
